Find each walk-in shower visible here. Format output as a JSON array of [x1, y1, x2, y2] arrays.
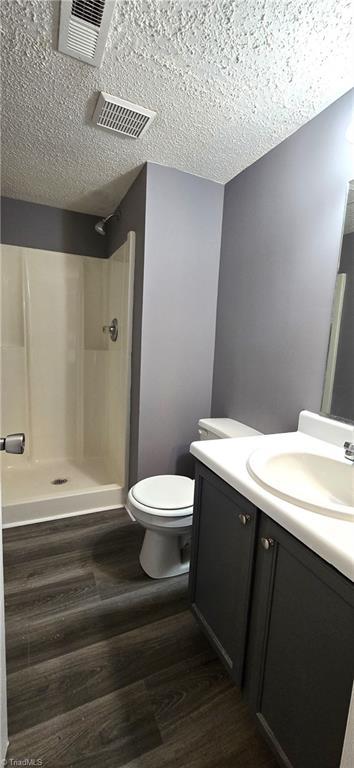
[[0, 232, 135, 526]]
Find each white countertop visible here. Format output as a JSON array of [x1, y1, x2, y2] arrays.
[[190, 429, 354, 582]]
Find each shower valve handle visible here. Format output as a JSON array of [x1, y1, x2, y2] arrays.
[[0, 433, 25, 454], [102, 318, 118, 342]]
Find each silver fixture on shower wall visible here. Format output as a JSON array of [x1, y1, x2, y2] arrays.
[[0, 432, 25, 454], [103, 318, 118, 342], [94, 207, 121, 235]]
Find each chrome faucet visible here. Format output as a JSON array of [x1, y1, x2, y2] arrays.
[[343, 442, 354, 462], [0, 433, 25, 454]]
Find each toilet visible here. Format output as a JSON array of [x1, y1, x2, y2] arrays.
[[126, 418, 261, 579]]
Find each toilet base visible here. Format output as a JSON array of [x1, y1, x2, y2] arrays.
[[139, 529, 190, 579]]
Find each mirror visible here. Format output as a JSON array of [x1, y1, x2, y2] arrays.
[[322, 181, 354, 423]]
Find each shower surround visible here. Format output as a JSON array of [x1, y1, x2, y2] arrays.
[[1, 235, 135, 525]]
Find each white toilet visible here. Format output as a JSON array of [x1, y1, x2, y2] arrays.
[[126, 418, 261, 579]]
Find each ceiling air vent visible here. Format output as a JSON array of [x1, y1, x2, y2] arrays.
[[58, 0, 116, 67], [92, 93, 156, 138]]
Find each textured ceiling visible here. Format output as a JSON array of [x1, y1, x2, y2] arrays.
[[1, 0, 353, 215]]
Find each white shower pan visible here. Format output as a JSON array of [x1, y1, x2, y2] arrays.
[[2, 458, 125, 526], [1, 233, 135, 527]]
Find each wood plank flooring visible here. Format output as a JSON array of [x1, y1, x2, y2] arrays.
[[3, 508, 278, 767]]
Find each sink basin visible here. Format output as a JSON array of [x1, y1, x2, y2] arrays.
[[247, 448, 354, 520]]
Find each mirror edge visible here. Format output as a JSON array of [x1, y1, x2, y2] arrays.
[[320, 181, 354, 424]]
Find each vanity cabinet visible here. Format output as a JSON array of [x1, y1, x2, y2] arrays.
[[246, 514, 354, 768], [189, 461, 258, 685], [190, 461, 354, 768]]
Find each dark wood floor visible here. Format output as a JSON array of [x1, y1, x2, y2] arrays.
[[3, 509, 278, 767]]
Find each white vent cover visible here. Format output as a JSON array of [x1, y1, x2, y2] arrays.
[[92, 93, 156, 138], [58, 0, 116, 67]]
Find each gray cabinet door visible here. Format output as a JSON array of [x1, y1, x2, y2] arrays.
[[189, 462, 257, 685], [246, 515, 354, 768]]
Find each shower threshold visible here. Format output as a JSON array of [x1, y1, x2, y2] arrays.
[[2, 457, 125, 527]]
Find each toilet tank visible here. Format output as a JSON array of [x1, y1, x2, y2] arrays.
[[198, 417, 262, 440]]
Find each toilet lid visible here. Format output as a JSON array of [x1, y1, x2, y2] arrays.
[[132, 475, 194, 510]]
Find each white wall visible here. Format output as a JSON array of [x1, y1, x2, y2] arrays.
[[24, 248, 83, 461], [83, 239, 133, 484], [83, 255, 110, 461], [106, 234, 135, 485], [1, 246, 83, 466], [1, 246, 26, 463]]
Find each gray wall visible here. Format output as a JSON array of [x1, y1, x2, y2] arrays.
[[108, 166, 147, 484], [1, 197, 106, 258], [212, 90, 354, 434], [332, 231, 354, 421], [136, 163, 223, 480]]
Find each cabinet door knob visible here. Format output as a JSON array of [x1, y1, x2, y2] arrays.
[[239, 513, 250, 525], [261, 537, 274, 550]]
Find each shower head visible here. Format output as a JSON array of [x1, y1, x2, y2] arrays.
[[94, 208, 121, 236], [94, 219, 108, 236]]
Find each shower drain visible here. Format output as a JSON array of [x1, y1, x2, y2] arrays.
[[51, 477, 68, 485]]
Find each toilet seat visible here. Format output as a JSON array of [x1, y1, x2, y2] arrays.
[[131, 475, 194, 517]]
